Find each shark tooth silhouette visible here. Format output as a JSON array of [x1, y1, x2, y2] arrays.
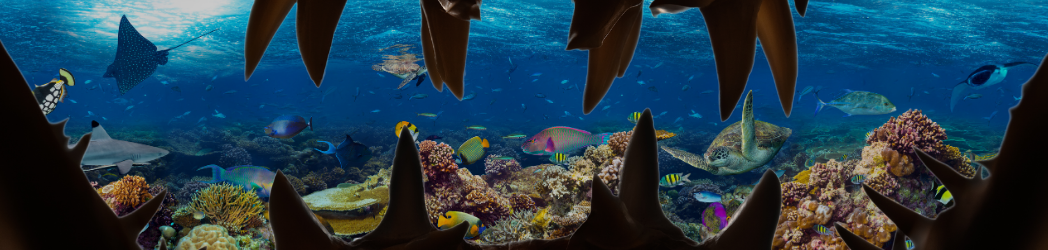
[[0, 40, 167, 249], [244, 0, 348, 86], [649, 0, 802, 121], [839, 54, 1048, 250], [566, 109, 782, 249], [270, 127, 475, 249], [421, 0, 480, 100], [566, 0, 643, 114]]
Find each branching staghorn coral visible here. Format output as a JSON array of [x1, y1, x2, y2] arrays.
[[188, 183, 265, 234]]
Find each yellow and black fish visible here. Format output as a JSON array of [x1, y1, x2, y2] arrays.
[[905, 239, 915, 250], [658, 173, 691, 187], [395, 121, 419, 141], [33, 68, 75, 115], [457, 136, 489, 165], [549, 153, 569, 164], [935, 184, 953, 205], [850, 174, 866, 184], [627, 112, 642, 124], [813, 224, 833, 235]]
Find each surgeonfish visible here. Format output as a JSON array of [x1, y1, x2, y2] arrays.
[[395, 121, 420, 141], [549, 153, 569, 164], [437, 211, 486, 239], [935, 184, 953, 205], [815, 90, 896, 117], [457, 136, 490, 165], [314, 135, 373, 169], [627, 112, 643, 123], [521, 127, 613, 155], [198, 164, 276, 197], [693, 191, 722, 203], [33, 68, 76, 115], [659, 173, 691, 187], [264, 115, 312, 139]]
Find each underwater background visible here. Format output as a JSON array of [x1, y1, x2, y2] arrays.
[[2, 0, 1046, 249]]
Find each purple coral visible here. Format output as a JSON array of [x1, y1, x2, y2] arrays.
[[175, 182, 211, 205], [418, 140, 458, 187], [218, 144, 252, 167], [781, 182, 809, 206], [866, 109, 947, 159], [484, 154, 521, 179]]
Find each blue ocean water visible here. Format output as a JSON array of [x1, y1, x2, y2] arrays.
[[1, 0, 1045, 247]]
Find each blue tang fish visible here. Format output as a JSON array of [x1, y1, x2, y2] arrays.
[[314, 135, 373, 168], [198, 165, 277, 197], [265, 115, 312, 139]]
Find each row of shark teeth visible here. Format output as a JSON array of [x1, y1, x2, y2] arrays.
[[244, 0, 808, 120], [838, 56, 1048, 250]]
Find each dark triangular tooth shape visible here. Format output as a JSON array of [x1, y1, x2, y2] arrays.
[[270, 171, 348, 249], [860, 185, 932, 239], [914, 148, 973, 197], [699, 170, 780, 249], [618, 109, 675, 231], [567, 0, 643, 114], [755, 0, 797, 117], [834, 222, 881, 250], [355, 127, 438, 242], [244, 0, 297, 81], [119, 190, 167, 241], [420, 0, 477, 100], [0, 40, 151, 249], [566, 173, 643, 249], [649, 0, 715, 17], [794, 0, 809, 17], [296, 0, 348, 87], [892, 232, 908, 250], [159, 239, 167, 250]]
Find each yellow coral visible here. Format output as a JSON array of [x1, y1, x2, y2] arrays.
[[655, 130, 676, 141], [175, 224, 237, 250], [110, 175, 152, 208], [531, 207, 551, 229], [188, 183, 265, 234], [793, 170, 811, 184]]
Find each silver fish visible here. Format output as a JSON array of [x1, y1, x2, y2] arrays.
[[815, 90, 896, 117]]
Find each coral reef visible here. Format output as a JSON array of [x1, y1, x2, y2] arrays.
[[479, 209, 538, 244], [418, 140, 459, 185], [97, 175, 154, 216], [218, 144, 252, 167], [175, 224, 238, 250], [865, 109, 947, 159], [425, 168, 512, 226], [583, 145, 615, 166], [484, 154, 521, 180], [607, 130, 633, 155], [655, 130, 676, 141], [139, 186, 179, 249], [780, 182, 810, 207], [508, 193, 537, 212], [303, 182, 389, 236], [187, 183, 265, 234], [597, 157, 623, 195]]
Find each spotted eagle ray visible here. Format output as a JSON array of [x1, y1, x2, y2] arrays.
[[103, 15, 218, 94]]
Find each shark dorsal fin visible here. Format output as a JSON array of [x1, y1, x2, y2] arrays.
[[91, 120, 112, 141], [741, 90, 756, 159]]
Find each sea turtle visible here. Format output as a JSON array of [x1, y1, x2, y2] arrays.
[[662, 91, 791, 175], [372, 45, 429, 89]]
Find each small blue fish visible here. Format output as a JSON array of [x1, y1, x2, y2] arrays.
[[531, 72, 542, 77], [377, 72, 385, 78], [533, 168, 544, 173], [160, 80, 169, 85], [69, 99, 77, 103], [532, 79, 539, 83], [693, 191, 722, 203], [546, 99, 554, 103], [211, 75, 218, 81], [637, 80, 646, 85], [274, 89, 284, 93], [371, 109, 381, 113], [813, 224, 833, 235], [560, 80, 568, 84]]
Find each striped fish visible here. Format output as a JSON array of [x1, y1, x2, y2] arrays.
[[521, 127, 612, 155], [457, 136, 490, 165], [395, 121, 419, 141], [549, 153, 569, 164], [935, 185, 953, 205], [850, 174, 866, 184], [627, 112, 642, 123], [905, 239, 915, 250], [659, 173, 691, 187], [813, 224, 833, 235]]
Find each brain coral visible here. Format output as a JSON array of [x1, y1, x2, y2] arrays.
[[175, 224, 237, 250], [188, 183, 265, 234]]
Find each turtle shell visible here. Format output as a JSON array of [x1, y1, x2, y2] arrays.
[[707, 120, 792, 155]]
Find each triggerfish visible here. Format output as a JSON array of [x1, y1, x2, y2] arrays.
[[457, 136, 490, 165], [198, 165, 276, 197], [265, 115, 312, 139], [815, 90, 896, 117], [701, 202, 728, 230], [521, 127, 612, 155], [437, 211, 487, 239], [314, 135, 372, 169], [395, 121, 419, 141], [33, 68, 75, 115]]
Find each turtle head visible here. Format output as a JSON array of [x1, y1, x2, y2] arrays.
[[705, 146, 736, 168]]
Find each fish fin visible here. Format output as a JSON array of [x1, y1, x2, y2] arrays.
[[196, 164, 225, 183], [950, 82, 969, 112], [308, 116, 313, 131], [597, 132, 613, 144], [89, 120, 112, 140], [741, 91, 756, 159], [681, 173, 691, 183], [313, 141, 336, 155], [116, 159, 134, 175], [545, 137, 556, 153], [244, 0, 296, 81], [814, 97, 827, 116], [481, 139, 489, 148]]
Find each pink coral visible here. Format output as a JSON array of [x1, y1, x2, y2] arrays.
[[865, 109, 947, 159], [419, 140, 458, 186], [781, 182, 809, 206], [597, 157, 624, 195], [425, 168, 512, 225], [484, 154, 521, 179]]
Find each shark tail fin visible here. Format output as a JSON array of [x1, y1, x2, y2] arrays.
[[197, 164, 224, 183], [951, 82, 970, 112]]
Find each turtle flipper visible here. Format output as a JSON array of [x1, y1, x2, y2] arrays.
[[741, 90, 756, 160], [661, 146, 715, 174]]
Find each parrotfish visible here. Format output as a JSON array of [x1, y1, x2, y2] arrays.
[[521, 127, 612, 155], [198, 165, 277, 197], [265, 115, 312, 139], [315, 135, 372, 169], [437, 211, 487, 239]]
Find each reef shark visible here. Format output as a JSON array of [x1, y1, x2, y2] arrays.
[[79, 120, 169, 174]]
